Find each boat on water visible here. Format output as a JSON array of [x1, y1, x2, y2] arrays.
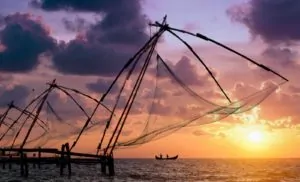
[[155, 155, 178, 160]]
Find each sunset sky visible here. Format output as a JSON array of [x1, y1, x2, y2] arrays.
[[0, 0, 300, 158]]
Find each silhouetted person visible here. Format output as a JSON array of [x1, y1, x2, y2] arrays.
[[159, 153, 162, 158], [166, 154, 169, 159]]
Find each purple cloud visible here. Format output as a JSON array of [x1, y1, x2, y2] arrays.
[[227, 0, 300, 43], [0, 13, 56, 72], [32, 0, 150, 76]]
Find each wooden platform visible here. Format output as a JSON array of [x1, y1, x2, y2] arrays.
[[0, 143, 115, 178]]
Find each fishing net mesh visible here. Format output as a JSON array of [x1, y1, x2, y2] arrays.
[[98, 37, 284, 151]]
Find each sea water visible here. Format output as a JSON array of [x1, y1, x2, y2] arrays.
[[1, 159, 300, 181]]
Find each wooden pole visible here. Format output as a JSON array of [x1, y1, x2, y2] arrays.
[[70, 26, 167, 151], [108, 154, 115, 176], [0, 88, 50, 142], [2, 150, 5, 169], [24, 153, 28, 177], [101, 156, 106, 174], [20, 152, 24, 176], [65, 143, 71, 177], [38, 147, 41, 169], [0, 101, 13, 128], [60, 144, 65, 176], [33, 153, 36, 169], [8, 155, 12, 170], [20, 80, 55, 149]]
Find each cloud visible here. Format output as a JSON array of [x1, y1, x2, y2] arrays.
[[158, 56, 214, 87], [86, 78, 119, 94], [228, 80, 300, 126], [31, 0, 126, 12], [289, 85, 300, 94], [44, 88, 96, 121], [183, 23, 199, 32], [0, 85, 30, 107], [0, 14, 4, 27], [32, 0, 150, 76], [62, 17, 91, 32], [0, 13, 56, 72], [261, 46, 298, 67], [192, 130, 208, 136], [172, 56, 211, 86], [150, 101, 172, 116], [227, 0, 300, 43]]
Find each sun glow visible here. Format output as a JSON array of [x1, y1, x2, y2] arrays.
[[247, 130, 263, 143], [226, 123, 275, 154]]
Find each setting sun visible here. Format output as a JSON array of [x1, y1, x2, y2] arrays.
[[247, 131, 263, 143], [226, 123, 276, 154]]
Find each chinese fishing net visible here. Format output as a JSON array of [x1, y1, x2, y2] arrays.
[[0, 82, 111, 150], [97, 24, 287, 153]]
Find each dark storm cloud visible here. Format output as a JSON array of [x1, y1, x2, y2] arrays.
[[0, 85, 30, 108], [0, 13, 56, 72], [32, 0, 150, 76], [31, 0, 123, 12], [227, 0, 300, 43]]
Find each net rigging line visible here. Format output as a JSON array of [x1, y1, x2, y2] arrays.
[[20, 79, 55, 149], [0, 87, 51, 142], [149, 22, 288, 82], [105, 30, 162, 156], [0, 101, 13, 128], [0, 79, 112, 148], [98, 16, 168, 155], [71, 16, 169, 152], [96, 28, 166, 154], [9, 98, 49, 149]]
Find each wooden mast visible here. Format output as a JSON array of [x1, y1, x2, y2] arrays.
[[20, 79, 56, 149]]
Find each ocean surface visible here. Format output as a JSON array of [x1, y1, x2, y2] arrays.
[[1, 159, 300, 182]]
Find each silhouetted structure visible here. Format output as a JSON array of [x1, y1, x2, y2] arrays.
[[0, 15, 288, 178]]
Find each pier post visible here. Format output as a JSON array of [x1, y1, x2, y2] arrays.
[[65, 143, 72, 177], [33, 153, 36, 169], [55, 154, 59, 167], [108, 154, 115, 176], [60, 144, 65, 176], [2, 150, 5, 169], [24, 153, 28, 178], [38, 147, 41, 169], [20, 152, 24, 176], [2, 158, 5, 170], [8, 155, 12, 170], [101, 156, 106, 174]]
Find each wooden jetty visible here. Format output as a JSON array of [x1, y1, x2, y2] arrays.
[[0, 79, 116, 178], [0, 143, 115, 177]]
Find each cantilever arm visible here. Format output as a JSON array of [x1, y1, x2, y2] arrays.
[[150, 23, 288, 82]]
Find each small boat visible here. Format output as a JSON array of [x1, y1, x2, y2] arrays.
[[155, 155, 178, 160]]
